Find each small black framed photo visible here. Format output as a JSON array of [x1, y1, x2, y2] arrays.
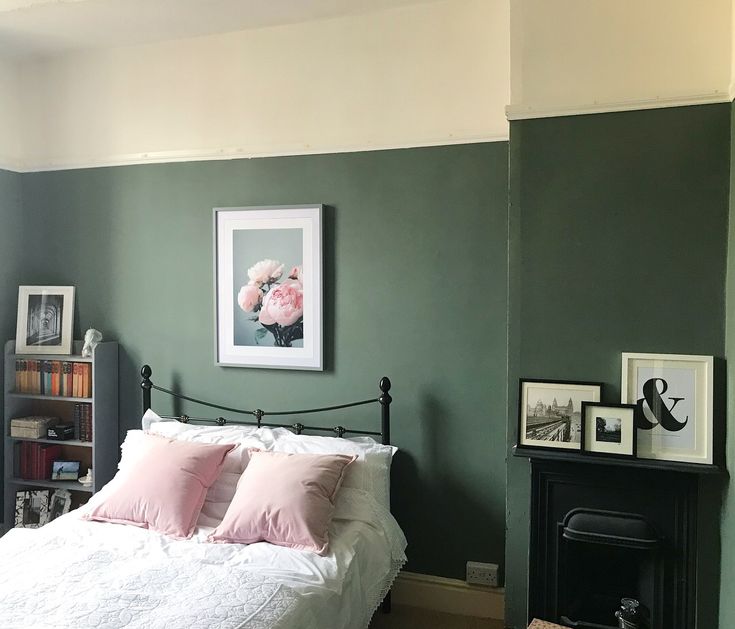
[[581, 402, 637, 458], [51, 460, 80, 481], [518, 379, 603, 452]]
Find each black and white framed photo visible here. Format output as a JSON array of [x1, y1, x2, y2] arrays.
[[214, 206, 322, 370], [14, 490, 50, 528], [15, 286, 75, 355], [48, 489, 72, 522], [581, 402, 637, 458], [621, 352, 713, 465], [51, 460, 80, 481], [518, 379, 603, 451]]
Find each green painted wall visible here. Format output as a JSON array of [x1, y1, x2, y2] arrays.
[[0, 168, 23, 369], [0, 168, 23, 516], [0, 169, 22, 342], [18, 143, 509, 578], [720, 102, 735, 628], [506, 104, 730, 628]]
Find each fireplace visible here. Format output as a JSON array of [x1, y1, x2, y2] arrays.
[[527, 459, 698, 629]]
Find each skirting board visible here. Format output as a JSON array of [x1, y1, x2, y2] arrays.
[[392, 571, 504, 620]]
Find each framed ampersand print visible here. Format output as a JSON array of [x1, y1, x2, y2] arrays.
[[621, 353, 713, 465]]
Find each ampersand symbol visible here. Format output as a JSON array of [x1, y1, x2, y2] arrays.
[[635, 378, 688, 432]]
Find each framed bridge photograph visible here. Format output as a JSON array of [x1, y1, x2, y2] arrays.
[[518, 379, 602, 452]]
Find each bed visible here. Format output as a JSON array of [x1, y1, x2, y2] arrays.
[[0, 367, 407, 629]]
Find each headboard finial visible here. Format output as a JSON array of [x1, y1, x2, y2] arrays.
[[378, 376, 392, 446], [141, 365, 153, 414], [379, 376, 391, 393]]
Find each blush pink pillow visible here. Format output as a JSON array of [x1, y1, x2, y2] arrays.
[[83, 434, 235, 539], [208, 450, 356, 554]]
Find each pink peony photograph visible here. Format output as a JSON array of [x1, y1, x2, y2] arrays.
[[232, 230, 304, 348]]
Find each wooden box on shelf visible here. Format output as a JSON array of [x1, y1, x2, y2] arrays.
[[2, 339, 118, 532]]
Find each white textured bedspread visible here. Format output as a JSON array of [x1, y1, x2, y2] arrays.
[[0, 488, 406, 629]]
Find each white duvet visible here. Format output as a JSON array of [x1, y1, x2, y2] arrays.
[[0, 488, 406, 629]]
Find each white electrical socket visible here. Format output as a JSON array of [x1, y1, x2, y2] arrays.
[[466, 561, 500, 587]]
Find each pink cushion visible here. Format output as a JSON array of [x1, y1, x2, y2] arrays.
[[83, 434, 235, 539], [208, 450, 356, 554]]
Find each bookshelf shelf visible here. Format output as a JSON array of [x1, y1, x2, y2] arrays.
[[8, 393, 93, 402], [8, 478, 93, 494], [9, 353, 93, 363], [9, 437, 92, 448], [3, 340, 118, 531]]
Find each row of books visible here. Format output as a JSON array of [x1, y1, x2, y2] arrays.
[[16, 442, 61, 481], [75, 403, 93, 442], [15, 360, 92, 398]]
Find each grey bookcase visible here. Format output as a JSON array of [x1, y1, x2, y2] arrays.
[[2, 340, 118, 531]]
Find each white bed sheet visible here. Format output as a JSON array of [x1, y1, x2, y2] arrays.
[[0, 488, 406, 629]]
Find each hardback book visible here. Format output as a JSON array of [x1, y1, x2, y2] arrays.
[[62, 362, 72, 397]]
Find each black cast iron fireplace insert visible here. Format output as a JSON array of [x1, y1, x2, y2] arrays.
[[557, 509, 659, 628]]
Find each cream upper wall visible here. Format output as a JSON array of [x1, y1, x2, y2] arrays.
[[509, 0, 732, 119], [6, 0, 735, 170], [14, 0, 509, 171], [0, 59, 20, 169]]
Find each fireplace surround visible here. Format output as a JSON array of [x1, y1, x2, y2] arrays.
[[517, 452, 715, 629]]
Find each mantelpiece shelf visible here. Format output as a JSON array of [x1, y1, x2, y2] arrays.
[[513, 445, 723, 475]]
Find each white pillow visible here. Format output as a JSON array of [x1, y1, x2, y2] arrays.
[[138, 410, 271, 526], [269, 428, 396, 510]]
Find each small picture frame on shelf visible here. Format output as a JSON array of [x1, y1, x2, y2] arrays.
[[518, 379, 603, 452], [621, 352, 713, 465], [51, 460, 80, 481], [581, 402, 637, 458], [15, 286, 75, 355], [14, 489, 50, 528], [48, 489, 72, 522]]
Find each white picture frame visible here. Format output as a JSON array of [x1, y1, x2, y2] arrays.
[[48, 489, 73, 522], [14, 489, 50, 529], [214, 205, 323, 370], [621, 352, 713, 465], [15, 286, 75, 355]]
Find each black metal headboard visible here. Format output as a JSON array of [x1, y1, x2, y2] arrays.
[[140, 365, 393, 446]]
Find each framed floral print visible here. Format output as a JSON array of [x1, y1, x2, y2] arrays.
[[214, 205, 322, 370]]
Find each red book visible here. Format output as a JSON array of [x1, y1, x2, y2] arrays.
[[20, 442, 29, 479], [51, 362, 59, 396], [84, 364, 91, 398], [34, 444, 41, 480], [41, 445, 61, 480], [30, 443, 39, 480]]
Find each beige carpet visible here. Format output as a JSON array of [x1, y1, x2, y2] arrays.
[[369, 604, 504, 629]]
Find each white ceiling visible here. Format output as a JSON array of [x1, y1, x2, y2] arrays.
[[0, 0, 440, 58]]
